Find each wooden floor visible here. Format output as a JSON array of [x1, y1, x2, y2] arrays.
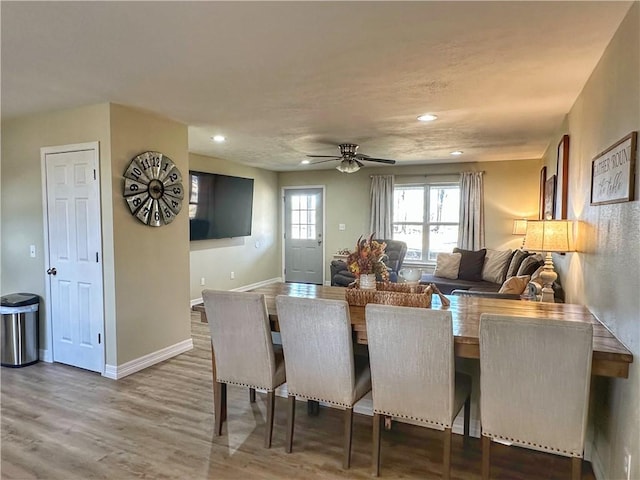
[[1, 314, 596, 480]]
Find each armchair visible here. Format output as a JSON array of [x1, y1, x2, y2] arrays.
[[331, 239, 407, 287]]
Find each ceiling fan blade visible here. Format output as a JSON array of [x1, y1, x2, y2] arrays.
[[354, 153, 396, 164], [362, 157, 396, 165], [306, 154, 341, 159], [309, 158, 340, 165]]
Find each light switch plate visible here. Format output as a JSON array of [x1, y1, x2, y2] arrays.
[[339, 223, 346, 231], [30, 245, 36, 258]]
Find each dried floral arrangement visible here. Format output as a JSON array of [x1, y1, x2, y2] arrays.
[[346, 234, 389, 281]]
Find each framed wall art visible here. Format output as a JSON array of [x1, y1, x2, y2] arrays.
[[544, 175, 556, 220], [539, 166, 547, 219], [591, 132, 637, 205], [555, 135, 570, 219]]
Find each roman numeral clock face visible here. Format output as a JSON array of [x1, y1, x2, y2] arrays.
[[123, 151, 183, 226]]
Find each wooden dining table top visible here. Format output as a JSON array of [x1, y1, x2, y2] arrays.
[[244, 282, 633, 379]]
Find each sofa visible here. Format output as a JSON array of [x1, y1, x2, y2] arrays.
[[331, 239, 407, 287], [418, 248, 562, 299]]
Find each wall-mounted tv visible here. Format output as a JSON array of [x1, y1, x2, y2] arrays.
[[188, 171, 254, 241]]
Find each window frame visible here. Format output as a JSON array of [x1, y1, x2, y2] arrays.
[[392, 182, 460, 264]]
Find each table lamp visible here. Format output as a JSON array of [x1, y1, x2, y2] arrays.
[[523, 220, 575, 303]]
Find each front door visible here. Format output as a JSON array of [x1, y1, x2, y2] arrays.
[[43, 143, 104, 373], [284, 188, 324, 284]]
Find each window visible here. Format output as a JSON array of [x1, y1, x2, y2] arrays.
[[289, 194, 317, 240], [393, 184, 460, 262]]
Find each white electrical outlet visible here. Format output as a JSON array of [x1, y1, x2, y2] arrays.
[[624, 449, 631, 480], [230, 271, 235, 280], [200, 277, 205, 286], [339, 223, 346, 231], [30, 245, 36, 258]]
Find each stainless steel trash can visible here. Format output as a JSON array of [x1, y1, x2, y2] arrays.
[[1, 293, 39, 367]]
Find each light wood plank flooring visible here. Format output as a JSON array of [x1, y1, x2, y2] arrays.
[[1, 314, 596, 479]]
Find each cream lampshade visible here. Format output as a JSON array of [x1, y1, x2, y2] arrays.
[[523, 220, 575, 302], [512, 219, 528, 248], [512, 219, 528, 236]]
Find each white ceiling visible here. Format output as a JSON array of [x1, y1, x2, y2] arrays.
[[1, 1, 633, 171]]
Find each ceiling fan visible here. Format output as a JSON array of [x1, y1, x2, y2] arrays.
[[306, 143, 396, 173]]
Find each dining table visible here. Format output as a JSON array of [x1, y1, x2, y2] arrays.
[[196, 282, 633, 379]]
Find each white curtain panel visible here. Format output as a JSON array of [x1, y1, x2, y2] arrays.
[[458, 171, 485, 250], [369, 175, 395, 238]]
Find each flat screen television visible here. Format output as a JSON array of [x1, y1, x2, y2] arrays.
[[188, 171, 254, 241]]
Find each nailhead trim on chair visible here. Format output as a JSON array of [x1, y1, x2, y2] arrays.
[[483, 432, 583, 457], [218, 378, 274, 392], [289, 392, 351, 408], [374, 408, 450, 429]]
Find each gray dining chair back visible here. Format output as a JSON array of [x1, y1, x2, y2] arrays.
[[275, 295, 372, 469], [365, 304, 471, 478], [202, 289, 286, 448], [479, 313, 593, 480]]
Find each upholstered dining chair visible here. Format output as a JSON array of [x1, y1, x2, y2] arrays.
[[202, 289, 286, 448], [479, 314, 593, 480], [365, 304, 472, 479], [274, 295, 372, 469]]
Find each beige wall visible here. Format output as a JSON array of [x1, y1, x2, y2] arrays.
[[0, 104, 113, 355], [188, 153, 280, 300], [1, 103, 192, 368], [279, 159, 540, 279], [541, 4, 639, 478], [109, 104, 191, 365]]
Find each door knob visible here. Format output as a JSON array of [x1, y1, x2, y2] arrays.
[[47, 267, 57, 276]]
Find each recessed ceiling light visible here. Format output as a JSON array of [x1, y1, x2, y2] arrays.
[[301, 159, 310, 165], [450, 151, 463, 156], [211, 135, 226, 143], [417, 113, 438, 122]]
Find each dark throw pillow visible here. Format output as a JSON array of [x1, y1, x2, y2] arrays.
[[517, 253, 545, 276], [505, 249, 533, 278], [453, 248, 487, 281]]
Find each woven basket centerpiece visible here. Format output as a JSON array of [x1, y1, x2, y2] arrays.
[[345, 281, 434, 308]]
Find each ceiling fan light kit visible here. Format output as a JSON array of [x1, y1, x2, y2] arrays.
[[306, 143, 396, 173], [336, 159, 361, 173]]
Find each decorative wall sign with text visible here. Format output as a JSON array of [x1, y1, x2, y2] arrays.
[[591, 132, 637, 205], [123, 151, 184, 226]]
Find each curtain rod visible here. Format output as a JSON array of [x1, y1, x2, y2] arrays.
[[370, 172, 484, 178]]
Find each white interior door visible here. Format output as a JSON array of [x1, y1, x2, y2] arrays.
[[43, 143, 104, 373], [284, 188, 324, 284]]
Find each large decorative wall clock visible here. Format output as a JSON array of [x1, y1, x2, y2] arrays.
[[123, 151, 183, 227]]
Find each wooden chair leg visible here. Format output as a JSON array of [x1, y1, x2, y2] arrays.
[[343, 408, 354, 469], [463, 395, 471, 438], [372, 413, 382, 477], [443, 427, 452, 480], [211, 343, 226, 428], [482, 435, 491, 480], [249, 387, 256, 403], [221, 383, 227, 422], [264, 390, 275, 448], [286, 394, 296, 453], [572, 457, 582, 480], [213, 380, 225, 436], [307, 399, 319, 416]]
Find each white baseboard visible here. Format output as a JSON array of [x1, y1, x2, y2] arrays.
[[39, 349, 53, 363], [191, 277, 283, 306], [103, 338, 193, 380]]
